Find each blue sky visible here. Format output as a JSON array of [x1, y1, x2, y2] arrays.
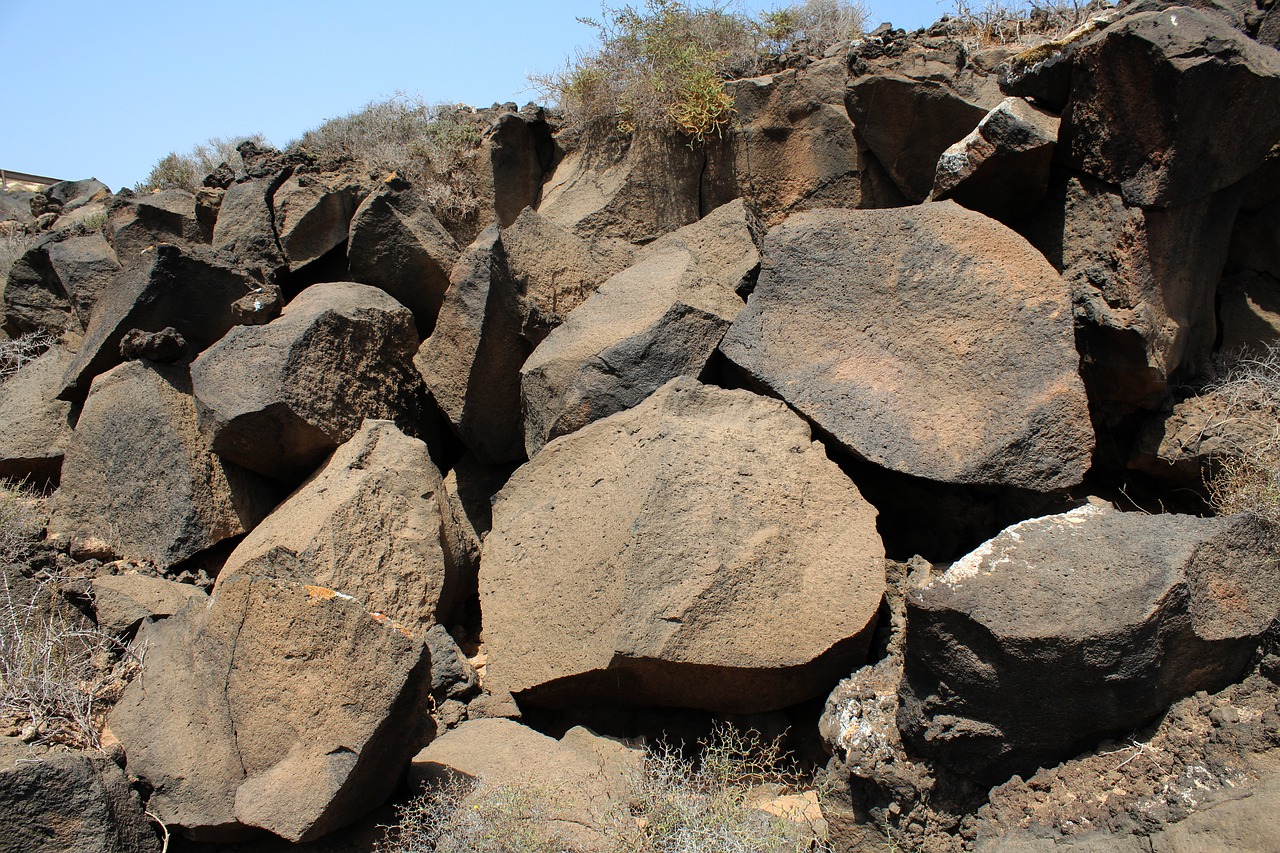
[[2, 0, 948, 191]]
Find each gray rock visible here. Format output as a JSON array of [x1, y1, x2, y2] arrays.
[[425, 624, 478, 700], [49, 361, 275, 569], [106, 190, 204, 266], [520, 198, 760, 457], [91, 573, 207, 635], [272, 171, 362, 271], [119, 326, 185, 362], [211, 177, 288, 279], [109, 575, 433, 842], [190, 281, 426, 481], [0, 345, 74, 483], [482, 378, 885, 714], [721, 202, 1092, 491], [45, 232, 121, 330], [899, 504, 1280, 781], [2, 235, 76, 337]]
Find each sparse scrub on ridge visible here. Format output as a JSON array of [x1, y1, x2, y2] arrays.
[[531, 0, 870, 143], [1204, 343, 1280, 527], [136, 133, 268, 193], [290, 93, 486, 222], [0, 482, 143, 750], [944, 0, 1094, 46], [376, 724, 833, 853]]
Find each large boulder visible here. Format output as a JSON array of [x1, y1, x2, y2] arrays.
[[481, 378, 885, 714], [45, 232, 122, 330], [347, 179, 460, 334], [0, 345, 74, 483], [930, 96, 1060, 221], [898, 504, 1280, 782], [91, 573, 207, 636], [520, 199, 760, 456], [721, 57, 863, 226], [190, 281, 426, 481], [721, 202, 1092, 491], [471, 109, 557, 239], [271, 171, 363, 272], [109, 575, 434, 842], [1062, 5, 1280, 208], [105, 189, 204, 265], [0, 738, 158, 853], [409, 719, 639, 852], [217, 420, 457, 633], [48, 361, 274, 568], [1023, 174, 1241, 412], [57, 243, 255, 401], [2, 235, 76, 337], [211, 176, 289, 280]]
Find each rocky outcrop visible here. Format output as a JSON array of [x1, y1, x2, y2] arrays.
[[109, 575, 433, 842], [271, 171, 362, 272], [898, 504, 1280, 782], [722, 202, 1092, 491], [481, 378, 884, 714], [48, 360, 274, 569], [0, 345, 74, 483], [347, 178, 459, 333], [217, 420, 457, 633], [190, 281, 426, 481], [520, 198, 760, 456], [0, 738, 157, 853], [105, 189, 205, 265]]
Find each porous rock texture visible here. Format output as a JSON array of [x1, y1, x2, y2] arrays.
[[721, 202, 1092, 491], [0, 738, 157, 853], [48, 360, 273, 569], [898, 504, 1280, 782], [217, 419, 457, 634], [108, 575, 433, 842], [0, 345, 74, 482], [481, 377, 885, 714], [190, 281, 426, 481], [91, 572, 208, 636], [520, 198, 761, 456]]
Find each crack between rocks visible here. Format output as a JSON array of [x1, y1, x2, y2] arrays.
[[222, 599, 252, 779]]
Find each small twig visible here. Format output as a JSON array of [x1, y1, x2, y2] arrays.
[[146, 810, 170, 853]]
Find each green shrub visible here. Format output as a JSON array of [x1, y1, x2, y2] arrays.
[[136, 133, 268, 193], [290, 94, 485, 222], [1205, 343, 1280, 527]]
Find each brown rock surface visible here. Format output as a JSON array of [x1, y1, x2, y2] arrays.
[[272, 171, 362, 271], [106, 189, 204, 265], [721, 202, 1091, 490], [520, 199, 759, 456], [190, 281, 425, 481], [217, 419, 457, 633], [109, 575, 433, 842], [91, 572, 207, 635], [0, 345, 74, 483], [482, 377, 885, 714], [49, 360, 274, 569]]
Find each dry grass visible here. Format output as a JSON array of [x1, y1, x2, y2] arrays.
[[290, 94, 486, 223], [136, 134, 268, 193], [760, 0, 870, 56], [1204, 344, 1280, 527], [0, 330, 55, 385], [0, 483, 143, 750], [945, 0, 1093, 47]]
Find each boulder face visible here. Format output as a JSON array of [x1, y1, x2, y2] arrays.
[[898, 504, 1280, 782], [271, 171, 362, 271], [0, 345, 74, 483], [45, 232, 122, 330], [481, 378, 885, 714], [48, 361, 274, 569], [2, 236, 76, 337], [218, 420, 457, 633], [520, 198, 760, 457], [91, 573, 207, 636], [721, 202, 1092, 491], [1062, 6, 1280, 208], [190, 281, 426, 481], [0, 738, 158, 853], [347, 180, 460, 334], [109, 575, 434, 843], [106, 189, 204, 266]]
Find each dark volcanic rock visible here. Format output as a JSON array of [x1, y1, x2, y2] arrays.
[[721, 202, 1092, 491], [0, 345, 75, 483]]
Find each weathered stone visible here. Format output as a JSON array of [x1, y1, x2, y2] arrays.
[[1062, 6, 1280, 208], [473, 110, 556, 238], [272, 171, 362, 271], [106, 190, 203, 266], [49, 361, 274, 569], [722, 202, 1091, 491], [1023, 174, 1241, 411], [0, 738, 158, 853], [0, 345, 74, 483], [482, 378, 885, 714], [899, 504, 1280, 781], [722, 57, 864, 226], [425, 624, 479, 701], [218, 420, 456, 633], [410, 719, 639, 853], [45, 232, 121, 330], [58, 243, 255, 401], [1219, 271, 1280, 353], [91, 573, 207, 636], [347, 179, 459, 334], [931, 97, 1060, 221], [109, 576, 433, 842], [521, 199, 760, 456], [190, 281, 425, 481], [119, 326, 185, 362], [229, 283, 282, 326], [45, 178, 110, 212], [437, 454, 512, 604], [211, 177, 288, 278], [2, 235, 75, 337]]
